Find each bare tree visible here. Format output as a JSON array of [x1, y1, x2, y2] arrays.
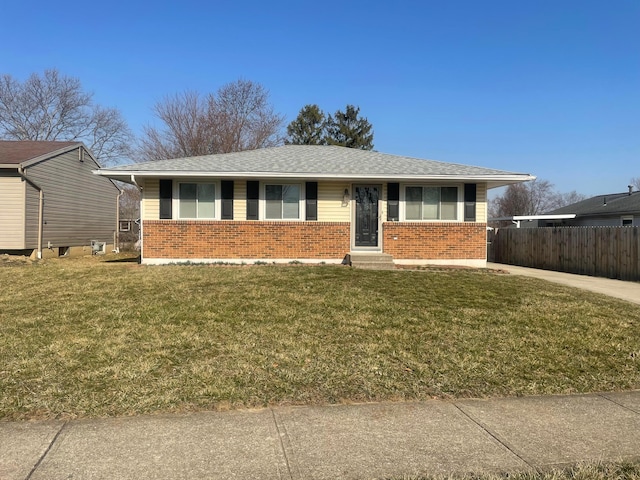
[[0, 69, 133, 165], [490, 179, 586, 219], [139, 91, 213, 160], [139, 79, 284, 161], [630, 177, 640, 191]]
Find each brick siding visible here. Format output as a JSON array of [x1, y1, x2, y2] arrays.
[[143, 220, 350, 259], [143, 220, 486, 261], [382, 222, 487, 259]]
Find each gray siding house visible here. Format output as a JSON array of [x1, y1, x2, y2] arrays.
[[543, 187, 640, 227], [0, 141, 120, 258]]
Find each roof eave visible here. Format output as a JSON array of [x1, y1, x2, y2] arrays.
[[95, 169, 535, 185], [19, 142, 86, 168]]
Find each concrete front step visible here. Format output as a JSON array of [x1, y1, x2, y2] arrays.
[[348, 252, 395, 270]]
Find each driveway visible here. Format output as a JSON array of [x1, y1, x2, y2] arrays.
[[488, 263, 640, 306]]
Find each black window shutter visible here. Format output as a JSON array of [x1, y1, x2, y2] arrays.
[[305, 182, 318, 221], [246, 181, 259, 220], [221, 180, 234, 220], [464, 183, 477, 222], [387, 182, 399, 221], [159, 179, 172, 219]]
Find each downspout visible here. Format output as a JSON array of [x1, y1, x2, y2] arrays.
[[18, 167, 44, 259], [130, 174, 143, 261], [114, 189, 124, 253]]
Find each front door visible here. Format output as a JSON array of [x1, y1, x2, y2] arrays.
[[354, 185, 380, 247]]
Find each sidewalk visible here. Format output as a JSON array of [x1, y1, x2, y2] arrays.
[[2, 392, 640, 480], [487, 263, 640, 306]]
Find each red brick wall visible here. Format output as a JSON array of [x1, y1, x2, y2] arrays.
[[383, 222, 487, 260], [143, 221, 350, 259]]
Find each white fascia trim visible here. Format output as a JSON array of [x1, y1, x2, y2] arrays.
[[96, 170, 536, 183], [393, 259, 487, 268], [141, 258, 344, 266], [489, 214, 577, 221]]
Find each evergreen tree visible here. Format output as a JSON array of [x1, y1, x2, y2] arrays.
[[324, 105, 374, 150], [285, 104, 326, 145]]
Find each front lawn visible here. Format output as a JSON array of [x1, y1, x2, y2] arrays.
[[1, 254, 639, 420]]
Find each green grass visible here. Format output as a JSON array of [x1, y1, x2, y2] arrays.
[[1, 254, 639, 420], [393, 461, 640, 479]]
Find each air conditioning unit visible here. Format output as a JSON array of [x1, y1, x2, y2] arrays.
[[91, 240, 106, 255]]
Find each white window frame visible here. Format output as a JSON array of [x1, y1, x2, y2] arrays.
[[260, 182, 305, 220], [174, 180, 220, 220], [621, 216, 634, 226], [400, 184, 463, 222], [119, 220, 131, 232]]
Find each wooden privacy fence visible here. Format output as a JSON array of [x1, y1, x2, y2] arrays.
[[490, 226, 640, 281]]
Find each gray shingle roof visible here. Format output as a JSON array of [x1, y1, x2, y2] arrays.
[[548, 191, 640, 216], [103, 145, 528, 178]]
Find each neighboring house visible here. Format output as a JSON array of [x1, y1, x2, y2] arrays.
[[96, 145, 533, 266], [0, 141, 120, 258], [543, 187, 640, 227]]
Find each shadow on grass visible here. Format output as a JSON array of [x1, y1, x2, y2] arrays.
[[104, 256, 141, 264]]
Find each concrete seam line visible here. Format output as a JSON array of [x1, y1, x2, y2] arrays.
[[596, 392, 640, 415], [270, 408, 296, 480], [26, 420, 68, 480], [452, 403, 537, 471]]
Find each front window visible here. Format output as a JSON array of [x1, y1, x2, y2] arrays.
[[405, 186, 458, 220], [265, 184, 300, 219], [179, 183, 215, 219]]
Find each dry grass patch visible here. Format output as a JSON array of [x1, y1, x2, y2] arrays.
[[1, 254, 639, 420], [395, 461, 640, 479]]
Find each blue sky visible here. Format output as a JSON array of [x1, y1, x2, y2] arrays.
[[1, 0, 638, 196]]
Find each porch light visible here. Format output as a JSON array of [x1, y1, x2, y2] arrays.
[[342, 188, 350, 207]]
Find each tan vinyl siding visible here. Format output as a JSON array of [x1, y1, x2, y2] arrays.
[[23, 147, 118, 247], [142, 178, 160, 220], [318, 182, 351, 222], [234, 180, 246, 220], [0, 173, 26, 248], [476, 183, 487, 223]]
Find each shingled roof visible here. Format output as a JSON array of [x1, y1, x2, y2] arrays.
[[548, 191, 640, 216], [97, 145, 533, 188], [0, 141, 81, 165]]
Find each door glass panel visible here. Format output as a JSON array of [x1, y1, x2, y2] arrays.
[[355, 186, 379, 247]]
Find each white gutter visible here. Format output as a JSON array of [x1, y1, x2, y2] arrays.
[[489, 214, 577, 228], [130, 175, 143, 262], [114, 189, 123, 253], [95, 169, 534, 180]]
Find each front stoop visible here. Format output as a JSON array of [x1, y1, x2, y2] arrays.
[[347, 252, 395, 270]]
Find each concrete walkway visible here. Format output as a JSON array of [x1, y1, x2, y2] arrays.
[[2, 392, 640, 480], [488, 263, 640, 306]]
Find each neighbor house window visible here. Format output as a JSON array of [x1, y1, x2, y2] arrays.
[[179, 183, 215, 219], [622, 216, 633, 226], [405, 186, 458, 220], [119, 220, 131, 232], [265, 184, 300, 219]]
